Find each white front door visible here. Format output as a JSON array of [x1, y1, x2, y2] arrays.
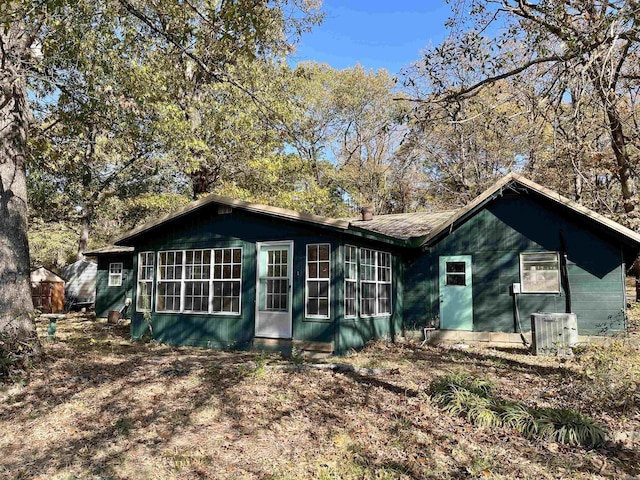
[[255, 241, 293, 338]]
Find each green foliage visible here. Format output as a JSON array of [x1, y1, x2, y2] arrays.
[[428, 373, 607, 448], [429, 372, 494, 398], [289, 345, 305, 365], [534, 409, 606, 448], [238, 351, 269, 378], [497, 401, 539, 439], [28, 218, 77, 269], [114, 416, 132, 436]]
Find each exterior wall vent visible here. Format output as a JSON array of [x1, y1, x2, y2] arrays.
[[218, 205, 233, 215], [530, 312, 578, 355]]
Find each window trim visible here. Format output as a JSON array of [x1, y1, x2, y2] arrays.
[[519, 251, 561, 294], [305, 243, 331, 319], [354, 247, 393, 319], [183, 249, 213, 314], [155, 250, 183, 313], [154, 247, 243, 315], [342, 244, 394, 320], [136, 252, 155, 312], [210, 247, 243, 316], [344, 244, 358, 319], [108, 262, 123, 287]]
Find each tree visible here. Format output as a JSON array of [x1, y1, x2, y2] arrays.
[[289, 62, 412, 214], [0, 2, 44, 368], [1, 0, 321, 369], [409, 0, 640, 226]]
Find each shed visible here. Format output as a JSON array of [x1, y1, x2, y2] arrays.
[[62, 259, 97, 310], [30, 267, 65, 314], [90, 173, 640, 353]]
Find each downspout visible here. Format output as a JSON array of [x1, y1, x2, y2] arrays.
[[559, 230, 572, 314]]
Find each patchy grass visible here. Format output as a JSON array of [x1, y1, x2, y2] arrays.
[[0, 313, 639, 479]]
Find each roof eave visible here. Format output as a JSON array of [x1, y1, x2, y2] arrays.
[[114, 194, 351, 246]]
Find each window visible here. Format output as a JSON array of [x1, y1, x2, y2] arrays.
[[156, 251, 183, 312], [359, 248, 392, 317], [137, 253, 154, 311], [184, 250, 211, 312], [108, 263, 123, 287], [155, 248, 243, 314], [212, 248, 242, 313], [520, 252, 560, 293], [445, 262, 466, 286], [344, 245, 358, 318], [306, 244, 330, 318]]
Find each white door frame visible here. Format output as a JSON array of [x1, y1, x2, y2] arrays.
[[254, 240, 293, 338]]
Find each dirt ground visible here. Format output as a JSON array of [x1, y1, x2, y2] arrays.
[[1, 312, 639, 479]]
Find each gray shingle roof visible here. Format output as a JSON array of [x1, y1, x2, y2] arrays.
[[84, 245, 135, 255], [347, 210, 458, 240]]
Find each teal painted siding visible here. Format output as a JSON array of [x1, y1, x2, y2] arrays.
[[335, 252, 403, 354], [405, 194, 627, 335], [122, 207, 401, 351], [95, 255, 134, 318]]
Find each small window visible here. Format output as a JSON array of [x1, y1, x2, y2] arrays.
[[108, 263, 123, 287], [520, 252, 560, 293], [445, 262, 466, 286]]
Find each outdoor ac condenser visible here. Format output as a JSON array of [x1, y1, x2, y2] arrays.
[[530, 313, 578, 355]]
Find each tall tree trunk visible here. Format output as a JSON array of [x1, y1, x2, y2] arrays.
[[77, 126, 96, 260], [76, 207, 92, 261], [0, 21, 42, 369]]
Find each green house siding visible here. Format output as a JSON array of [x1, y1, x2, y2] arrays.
[[405, 194, 627, 335], [124, 207, 401, 351], [334, 253, 404, 354], [95, 255, 134, 318]]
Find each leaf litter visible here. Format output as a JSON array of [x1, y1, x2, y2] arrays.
[[0, 312, 638, 479]]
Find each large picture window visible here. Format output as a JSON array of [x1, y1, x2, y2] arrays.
[[306, 244, 330, 318], [108, 262, 123, 287], [154, 248, 242, 314], [520, 252, 560, 293], [137, 252, 154, 311]]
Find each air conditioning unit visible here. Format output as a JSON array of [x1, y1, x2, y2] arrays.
[[530, 313, 578, 356]]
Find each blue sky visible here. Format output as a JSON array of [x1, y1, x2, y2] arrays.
[[291, 1, 453, 74]]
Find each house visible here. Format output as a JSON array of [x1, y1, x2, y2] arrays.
[[30, 266, 65, 314], [62, 259, 97, 310], [87, 174, 640, 353], [83, 245, 135, 319]]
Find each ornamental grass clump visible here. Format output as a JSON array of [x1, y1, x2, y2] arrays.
[[430, 373, 501, 428], [534, 408, 606, 448], [428, 373, 607, 448]]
